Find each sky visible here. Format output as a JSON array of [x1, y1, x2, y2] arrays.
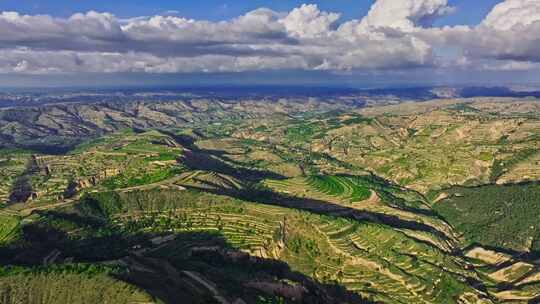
[[0, 0, 539, 88], [0, 0, 500, 23]]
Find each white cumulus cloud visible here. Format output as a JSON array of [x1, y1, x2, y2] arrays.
[[360, 0, 454, 30], [0, 0, 538, 75]]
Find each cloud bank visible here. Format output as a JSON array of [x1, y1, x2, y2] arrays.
[[0, 0, 539, 75]]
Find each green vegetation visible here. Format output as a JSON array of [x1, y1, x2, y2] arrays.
[[0, 215, 19, 245], [490, 148, 538, 181], [144, 152, 178, 162], [0, 264, 154, 304], [285, 122, 320, 142], [341, 116, 373, 125], [307, 176, 371, 202], [257, 296, 285, 304], [434, 182, 540, 251], [0, 263, 123, 278], [449, 103, 481, 113], [478, 152, 493, 162], [68, 137, 108, 154], [90, 189, 477, 303], [1, 130, 184, 205], [101, 167, 183, 190], [0, 183, 480, 303], [3, 98, 540, 303]]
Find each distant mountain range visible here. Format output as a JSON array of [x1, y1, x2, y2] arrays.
[[1, 85, 539, 108]]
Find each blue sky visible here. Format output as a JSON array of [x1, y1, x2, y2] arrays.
[[0, 0, 539, 88], [1, 0, 501, 25]]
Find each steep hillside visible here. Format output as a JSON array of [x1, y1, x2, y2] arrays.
[[432, 182, 540, 252], [0, 98, 361, 151], [1, 97, 540, 303], [232, 99, 540, 192]]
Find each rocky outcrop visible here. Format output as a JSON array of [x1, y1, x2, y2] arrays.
[[75, 168, 121, 191]]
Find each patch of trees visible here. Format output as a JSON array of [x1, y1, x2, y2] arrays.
[[434, 182, 540, 251]]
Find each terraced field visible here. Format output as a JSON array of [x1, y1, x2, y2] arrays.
[[0, 130, 184, 206], [234, 99, 540, 193], [119, 209, 281, 253], [1, 98, 540, 303], [175, 170, 244, 192], [4, 173, 537, 303], [0, 264, 156, 304], [462, 244, 540, 302], [306, 176, 371, 203], [88, 189, 487, 304], [0, 214, 19, 244], [263, 175, 458, 248], [0, 151, 31, 203], [310, 216, 484, 303]]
